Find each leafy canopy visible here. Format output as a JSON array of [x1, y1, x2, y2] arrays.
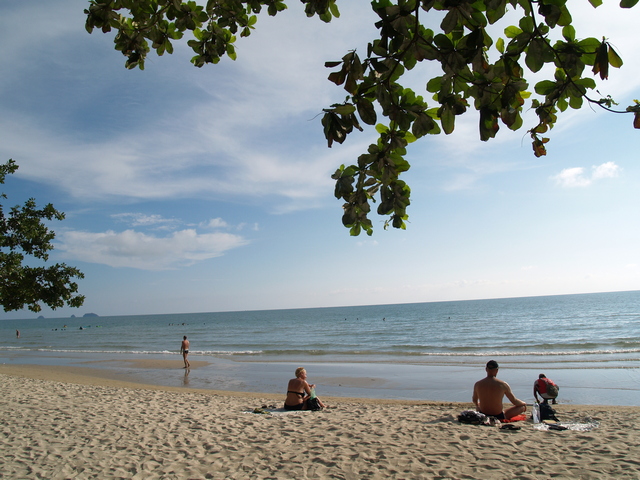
[[85, 0, 640, 235], [0, 160, 85, 312]]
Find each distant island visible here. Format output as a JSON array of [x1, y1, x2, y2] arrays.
[[26, 313, 99, 320]]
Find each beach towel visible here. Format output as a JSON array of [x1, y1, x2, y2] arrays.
[[246, 407, 309, 416], [458, 411, 527, 425], [502, 414, 527, 423], [533, 422, 599, 432]]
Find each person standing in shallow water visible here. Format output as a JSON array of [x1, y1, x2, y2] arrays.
[[180, 336, 190, 369]]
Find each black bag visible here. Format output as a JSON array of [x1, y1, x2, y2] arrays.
[[539, 403, 559, 422], [307, 397, 323, 411], [457, 410, 487, 425]]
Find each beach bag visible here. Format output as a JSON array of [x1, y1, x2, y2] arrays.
[[307, 397, 323, 411], [539, 403, 559, 422], [457, 410, 487, 425]]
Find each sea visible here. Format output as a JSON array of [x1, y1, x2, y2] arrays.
[[2, 290, 640, 406]]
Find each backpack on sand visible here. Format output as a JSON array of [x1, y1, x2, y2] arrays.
[[307, 397, 323, 411], [457, 410, 487, 425], [539, 403, 559, 422]]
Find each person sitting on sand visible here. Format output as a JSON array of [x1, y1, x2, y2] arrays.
[[472, 360, 526, 421], [284, 367, 326, 411], [534, 373, 559, 405]]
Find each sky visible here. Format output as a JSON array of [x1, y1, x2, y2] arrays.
[[1, 0, 639, 319]]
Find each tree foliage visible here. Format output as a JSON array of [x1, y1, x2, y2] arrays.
[[0, 160, 85, 312], [85, 0, 640, 235]]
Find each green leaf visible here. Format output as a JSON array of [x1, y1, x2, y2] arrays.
[[562, 25, 575, 42], [569, 94, 583, 109], [402, 131, 417, 144], [441, 9, 460, 34], [557, 97, 568, 112], [375, 123, 389, 134], [226, 45, 237, 61], [426, 76, 442, 93], [440, 106, 455, 134], [327, 70, 346, 86], [519, 16, 534, 33], [621, 0, 639, 7], [608, 46, 623, 68], [433, 33, 453, 50], [557, 5, 572, 27], [479, 108, 499, 140], [330, 2, 340, 18], [412, 112, 437, 137], [592, 40, 609, 79], [496, 37, 505, 53], [535, 80, 557, 96], [504, 25, 522, 38], [357, 99, 377, 125], [333, 103, 356, 116], [525, 38, 545, 72], [486, 0, 507, 24], [574, 77, 597, 89]]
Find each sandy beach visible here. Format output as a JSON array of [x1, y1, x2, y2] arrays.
[[2, 364, 640, 479]]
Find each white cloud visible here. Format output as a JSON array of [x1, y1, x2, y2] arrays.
[[592, 161, 621, 180], [355, 239, 379, 247], [0, 1, 375, 214], [57, 228, 249, 270], [551, 162, 620, 188], [236, 222, 260, 231], [112, 213, 180, 229], [200, 218, 229, 229], [552, 167, 591, 187]]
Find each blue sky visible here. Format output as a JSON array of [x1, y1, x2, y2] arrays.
[[1, 0, 639, 319]]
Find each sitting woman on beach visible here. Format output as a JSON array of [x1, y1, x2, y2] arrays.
[[284, 367, 326, 410]]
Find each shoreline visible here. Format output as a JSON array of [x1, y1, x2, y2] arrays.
[[2, 351, 640, 406], [1, 362, 639, 410], [3, 366, 640, 479], [0, 363, 459, 406]]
